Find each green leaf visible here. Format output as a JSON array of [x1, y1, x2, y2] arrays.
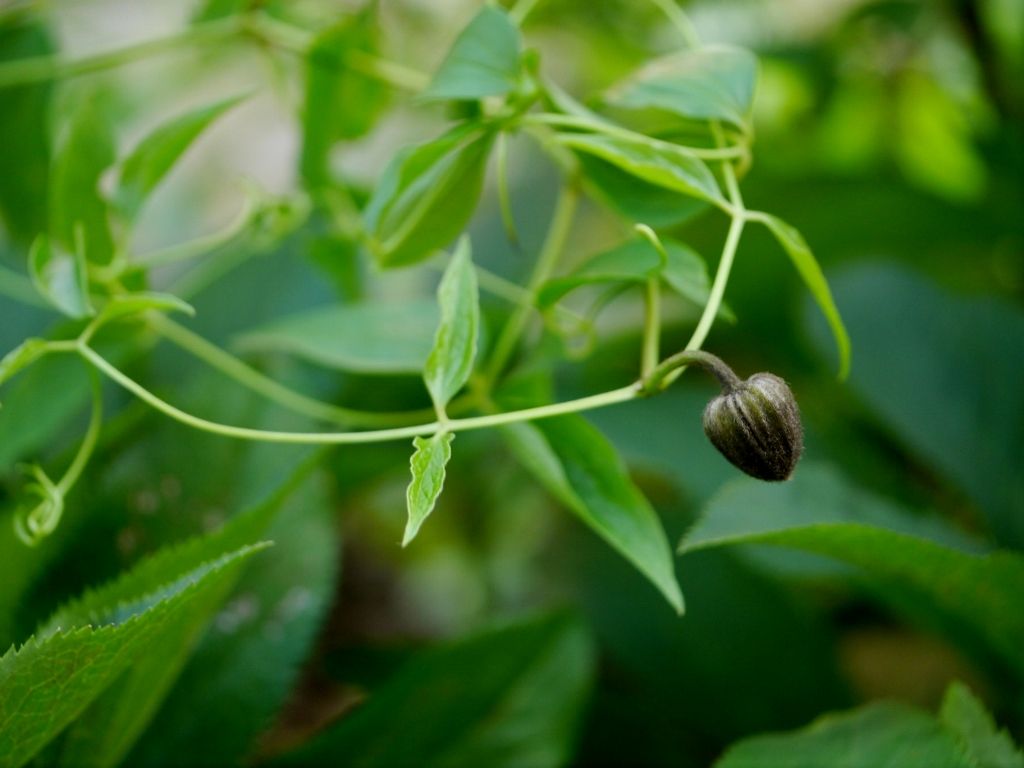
[[679, 465, 1024, 677], [714, 702, 971, 768], [939, 682, 1024, 768], [364, 124, 494, 267], [236, 301, 440, 374], [116, 95, 246, 220], [94, 292, 195, 327], [757, 213, 850, 379], [403, 431, 454, 547], [606, 45, 758, 129], [28, 233, 93, 318], [502, 416, 684, 613], [0, 544, 267, 768], [556, 132, 724, 205], [49, 94, 115, 265], [0, 339, 50, 388], [301, 7, 387, 187], [538, 235, 713, 311], [276, 613, 594, 768], [422, 5, 522, 102], [423, 237, 479, 410]]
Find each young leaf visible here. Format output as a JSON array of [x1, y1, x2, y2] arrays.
[[275, 613, 594, 768], [116, 94, 247, 220], [301, 7, 387, 187], [605, 45, 758, 130], [715, 702, 971, 768], [364, 125, 494, 267], [757, 213, 850, 379], [939, 682, 1024, 768], [94, 292, 195, 328], [501, 416, 684, 613], [403, 432, 455, 547], [680, 465, 1024, 677], [556, 132, 724, 205], [423, 238, 479, 411], [49, 94, 115, 265], [421, 4, 522, 102], [0, 338, 50, 388], [236, 301, 440, 375], [28, 233, 93, 318]]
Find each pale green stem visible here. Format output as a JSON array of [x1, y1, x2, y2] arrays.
[[642, 348, 740, 395], [56, 369, 103, 494], [78, 341, 639, 444], [149, 314, 441, 429], [642, 276, 661, 378], [484, 184, 578, 383]]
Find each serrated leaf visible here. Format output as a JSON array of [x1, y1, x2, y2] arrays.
[[679, 464, 1024, 677], [757, 213, 850, 379], [116, 95, 246, 220], [364, 124, 493, 267], [939, 682, 1024, 768], [49, 94, 115, 265], [715, 702, 971, 768], [0, 544, 267, 768], [236, 301, 440, 374], [403, 432, 454, 546], [423, 237, 479, 410], [606, 45, 758, 129], [502, 416, 684, 613], [422, 5, 522, 102], [0, 339, 50, 388], [301, 7, 387, 187], [276, 613, 594, 768], [556, 132, 724, 205], [28, 233, 93, 318], [538, 235, 714, 311]]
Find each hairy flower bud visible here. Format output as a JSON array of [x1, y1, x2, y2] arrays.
[[702, 372, 803, 481]]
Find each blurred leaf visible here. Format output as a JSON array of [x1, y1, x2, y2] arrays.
[[680, 465, 1024, 677], [93, 292, 195, 328], [0, 338, 50, 389], [808, 265, 1024, 547], [502, 416, 684, 613], [364, 124, 493, 267], [127, 474, 339, 767], [757, 213, 849, 379], [0, 15, 53, 242], [605, 45, 758, 130], [116, 95, 246, 220], [236, 301, 440, 374], [557, 132, 724, 205], [277, 613, 594, 768], [939, 682, 1024, 768], [403, 432, 454, 546], [301, 7, 386, 187], [422, 5, 522, 102], [28, 233, 93, 318], [714, 702, 970, 768], [0, 543, 267, 768], [538, 235, 713, 311], [49, 94, 115, 265], [423, 237, 479, 410]]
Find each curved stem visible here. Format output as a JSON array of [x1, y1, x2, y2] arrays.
[[57, 369, 103, 495], [642, 349, 740, 395]]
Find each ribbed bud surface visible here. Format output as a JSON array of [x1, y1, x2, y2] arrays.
[[702, 373, 803, 481]]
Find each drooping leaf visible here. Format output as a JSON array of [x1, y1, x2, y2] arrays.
[[116, 95, 247, 220], [606, 45, 758, 130], [679, 464, 1024, 677], [538, 235, 713, 311], [49, 93, 115, 265], [403, 431, 454, 547], [556, 132, 724, 205], [714, 702, 971, 768], [364, 125, 494, 267], [276, 613, 594, 768], [502, 416, 684, 613], [0, 339, 50, 389], [422, 4, 522, 102], [94, 292, 195, 328], [423, 237, 479, 411], [301, 7, 387, 187], [28, 233, 93, 318], [757, 213, 850, 379], [939, 682, 1024, 768], [236, 301, 440, 374]]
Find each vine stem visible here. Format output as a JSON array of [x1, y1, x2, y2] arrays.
[[76, 342, 640, 445], [56, 369, 103, 495]]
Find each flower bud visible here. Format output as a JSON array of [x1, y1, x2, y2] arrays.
[[702, 372, 803, 481]]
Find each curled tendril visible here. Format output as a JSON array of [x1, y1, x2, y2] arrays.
[[13, 464, 65, 546]]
